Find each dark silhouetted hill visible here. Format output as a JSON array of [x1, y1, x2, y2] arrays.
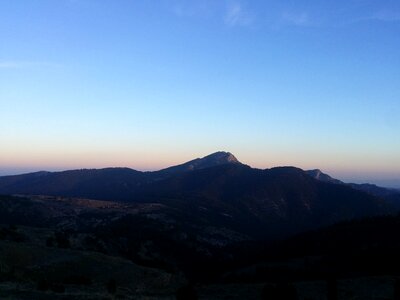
[[306, 169, 400, 208], [0, 152, 393, 239]]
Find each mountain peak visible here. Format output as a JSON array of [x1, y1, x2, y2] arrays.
[[307, 169, 323, 179], [306, 169, 343, 185], [201, 151, 239, 164], [158, 151, 241, 175]]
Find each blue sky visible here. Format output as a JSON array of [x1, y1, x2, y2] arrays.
[[0, 0, 399, 187]]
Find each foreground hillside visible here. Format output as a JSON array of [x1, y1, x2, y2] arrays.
[[1, 194, 400, 299], [0, 239, 182, 300], [0, 194, 250, 281]]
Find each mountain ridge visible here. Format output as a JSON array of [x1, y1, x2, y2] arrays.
[[306, 168, 400, 206], [155, 151, 241, 176], [0, 152, 394, 240]]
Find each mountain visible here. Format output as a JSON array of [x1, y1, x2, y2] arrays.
[[306, 169, 400, 208], [0, 167, 149, 201], [156, 151, 240, 176], [0, 152, 393, 239], [306, 169, 343, 185], [0, 152, 241, 201], [136, 164, 391, 237], [0, 153, 398, 298], [348, 182, 400, 197]]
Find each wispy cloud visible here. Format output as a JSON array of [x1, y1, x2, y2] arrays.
[[224, 1, 254, 27], [0, 61, 61, 69], [168, 0, 254, 27]]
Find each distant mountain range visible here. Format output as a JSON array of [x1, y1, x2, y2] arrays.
[[306, 169, 400, 208], [0, 151, 398, 238]]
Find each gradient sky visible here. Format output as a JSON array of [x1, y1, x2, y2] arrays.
[[1, 0, 399, 187]]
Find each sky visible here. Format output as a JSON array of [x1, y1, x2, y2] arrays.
[[0, 0, 399, 187]]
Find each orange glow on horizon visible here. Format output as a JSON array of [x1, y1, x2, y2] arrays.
[[1, 147, 399, 181]]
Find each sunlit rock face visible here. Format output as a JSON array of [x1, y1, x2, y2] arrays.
[[156, 151, 241, 175]]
